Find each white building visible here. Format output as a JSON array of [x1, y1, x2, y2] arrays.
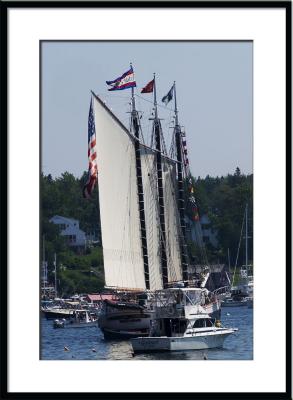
[[50, 215, 86, 248], [185, 214, 218, 248], [200, 214, 218, 248]]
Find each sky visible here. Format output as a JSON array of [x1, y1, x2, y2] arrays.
[[42, 41, 252, 179]]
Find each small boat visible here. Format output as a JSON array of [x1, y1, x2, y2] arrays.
[[53, 310, 98, 329], [43, 307, 75, 320], [131, 289, 237, 353], [221, 296, 248, 307]]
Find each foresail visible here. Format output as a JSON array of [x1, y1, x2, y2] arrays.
[[162, 158, 183, 283], [93, 95, 146, 290], [140, 147, 163, 290]]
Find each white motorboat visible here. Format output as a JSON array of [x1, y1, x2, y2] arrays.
[[43, 307, 75, 320], [53, 310, 98, 329], [131, 288, 237, 353]]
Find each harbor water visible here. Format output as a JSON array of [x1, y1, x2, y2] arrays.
[[41, 306, 253, 360]]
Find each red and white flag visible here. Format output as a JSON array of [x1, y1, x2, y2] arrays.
[[83, 99, 97, 198]]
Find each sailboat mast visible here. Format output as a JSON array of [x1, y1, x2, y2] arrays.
[[54, 253, 57, 298], [245, 203, 248, 269], [130, 66, 150, 289], [173, 82, 189, 282], [42, 235, 45, 291], [153, 74, 168, 288]]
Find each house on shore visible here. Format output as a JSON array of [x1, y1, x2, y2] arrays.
[[185, 214, 218, 248], [50, 215, 86, 250]]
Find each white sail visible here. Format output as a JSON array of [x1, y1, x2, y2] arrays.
[[93, 95, 146, 290], [93, 94, 183, 290], [162, 158, 183, 283], [140, 146, 163, 290]]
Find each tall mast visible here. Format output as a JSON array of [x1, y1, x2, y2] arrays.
[[173, 82, 189, 282], [153, 74, 168, 288], [42, 235, 45, 291], [130, 64, 150, 289], [54, 253, 57, 298], [245, 203, 248, 269]]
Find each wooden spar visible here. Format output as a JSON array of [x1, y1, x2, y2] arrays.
[[153, 74, 168, 288], [130, 67, 150, 290]]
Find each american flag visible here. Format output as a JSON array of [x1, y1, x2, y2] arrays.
[[83, 98, 97, 198]]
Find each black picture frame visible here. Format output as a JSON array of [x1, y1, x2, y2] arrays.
[[0, 1, 291, 399]]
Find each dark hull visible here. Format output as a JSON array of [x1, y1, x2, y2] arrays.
[[102, 328, 150, 340], [98, 301, 153, 340]]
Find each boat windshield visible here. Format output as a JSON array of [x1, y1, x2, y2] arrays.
[[193, 319, 213, 328], [184, 290, 202, 305]]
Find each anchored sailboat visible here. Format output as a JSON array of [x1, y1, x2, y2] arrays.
[[93, 69, 182, 293], [222, 203, 253, 307], [95, 68, 184, 338], [86, 66, 226, 339]]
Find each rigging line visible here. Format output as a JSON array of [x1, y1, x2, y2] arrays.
[[146, 161, 158, 289], [180, 130, 210, 267], [135, 93, 174, 112], [162, 110, 175, 154], [139, 106, 181, 284], [169, 133, 176, 159], [194, 221, 209, 266], [149, 160, 164, 288], [156, 158, 179, 283], [164, 161, 183, 282], [95, 90, 130, 99], [130, 149, 145, 288], [140, 148, 178, 285], [118, 143, 133, 288], [167, 163, 181, 279], [146, 167, 159, 290], [130, 186, 142, 288], [159, 120, 168, 155], [166, 147, 188, 248], [232, 209, 246, 287]]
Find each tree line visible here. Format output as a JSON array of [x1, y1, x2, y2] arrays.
[[41, 167, 253, 296], [185, 167, 253, 267]]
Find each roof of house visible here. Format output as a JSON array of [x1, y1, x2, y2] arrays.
[[50, 215, 79, 225], [86, 294, 116, 301]]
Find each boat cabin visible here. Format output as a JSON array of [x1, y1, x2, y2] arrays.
[[154, 288, 207, 306], [152, 313, 215, 337]]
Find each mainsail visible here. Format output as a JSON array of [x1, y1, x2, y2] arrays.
[[93, 94, 179, 291], [162, 158, 182, 283], [92, 84, 184, 291], [93, 95, 146, 290], [140, 147, 162, 290]]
